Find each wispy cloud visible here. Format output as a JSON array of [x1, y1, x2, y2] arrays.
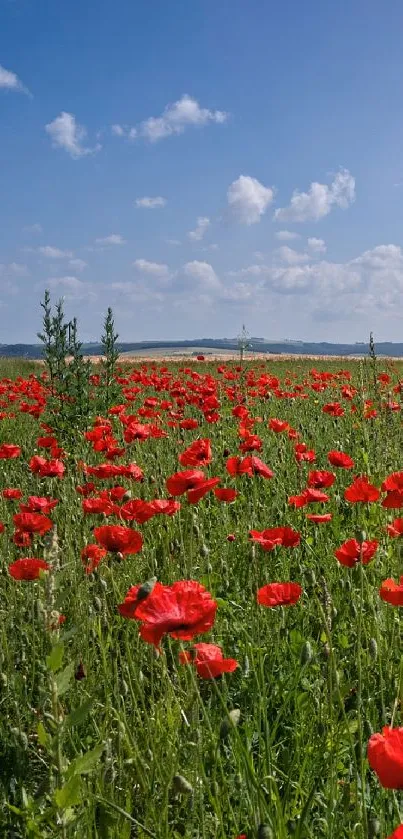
[[39, 245, 73, 259], [0, 64, 30, 95], [188, 217, 210, 241], [112, 95, 228, 144], [95, 234, 126, 246], [45, 112, 101, 159], [135, 196, 167, 209]]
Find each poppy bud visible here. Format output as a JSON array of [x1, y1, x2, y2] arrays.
[[368, 818, 381, 837], [75, 661, 86, 681], [227, 533, 236, 542], [172, 774, 193, 794], [122, 490, 132, 502], [257, 825, 273, 839], [200, 543, 209, 557], [116, 552, 124, 562], [300, 641, 313, 665], [220, 708, 240, 739], [93, 596, 102, 612], [355, 529, 367, 544], [305, 569, 316, 586], [223, 448, 230, 458], [137, 577, 157, 603], [369, 638, 378, 660], [99, 578, 108, 590]]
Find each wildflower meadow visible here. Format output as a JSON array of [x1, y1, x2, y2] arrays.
[[1, 299, 403, 838]]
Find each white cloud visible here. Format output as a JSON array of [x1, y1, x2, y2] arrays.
[[133, 258, 170, 279], [227, 175, 274, 225], [135, 196, 167, 209], [45, 112, 101, 159], [275, 230, 300, 241], [0, 64, 29, 94], [308, 237, 326, 253], [183, 260, 221, 290], [39, 246, 73, 259], [165, 238, 181, 246], [8, 262, 29, 276], [95, 234, 126, 246], [140, 94, 228, 142], [188, 216, 210, 241], [45, 276, 96, 301], [111, 124, 137, 140], [69, 258, 87, 272], [276, 246, 310, 265], [274, 169, 355, 223], [23, 223, 42, 235]]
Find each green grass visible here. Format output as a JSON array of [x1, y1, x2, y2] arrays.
[[0, 355, 402, 837]]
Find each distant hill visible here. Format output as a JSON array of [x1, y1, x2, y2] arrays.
[[1, 338, 403, 359]]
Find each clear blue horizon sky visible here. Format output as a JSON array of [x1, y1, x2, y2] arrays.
[[1, 0, 403, 343]]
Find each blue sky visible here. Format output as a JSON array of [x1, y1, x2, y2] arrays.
[[1, 0, 403, 343]]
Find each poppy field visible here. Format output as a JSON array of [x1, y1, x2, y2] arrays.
[[1, 350, 403, 838]]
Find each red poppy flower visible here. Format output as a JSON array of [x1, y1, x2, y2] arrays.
[[81, 544, 107, 574], [227, 533, 236, 542], [214, 488, 238, 502], [295, 448, 316, 464], [84, 462, 144, 481], [196, 354, 205, 361], [327, 450, 354, 468], [382, 472, 403, 492], [179, 418, 199, 430], [0, 522, 4, 534], [387, 518, 403, 537], [76, 482, 96, 497], [306, 513, 333, 523], [334, 538, 378, 567], [166, 469, 205, 496], [368, 727, 403, 788], [14, 529, 32, 547], [379, 577, 403, 606], [187, 477, 221, 504], [8, 557, 49, 580], [387, 825, 403, 839], [82, 497, 119, 516], [29, 455, 65, 478], [344, 476, 380, 503], [250, 526, 300, 550], [13, 512, 53, 535], [226, 455, 273, 479], [19, 496, 58, 515], [179, 438, 212, 467], [239, 433, 262, 453], [322, 402, 345, 417], [179, 642, 238, 679], [288, 488, 329, 507], [0, 443, 21, 459], [257, 582, 302, 607], [3, 488, 23, 500], [382, 491, 403, 509], [268, 418, 290, 433], [94, 525, 143, 555], [118, 580, 217, 647], [307, 470, 336, 489]]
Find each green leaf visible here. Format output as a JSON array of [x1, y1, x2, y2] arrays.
[[46, 642, 64, 673], [54, 662, 75, 696], [54, 775, 82, 809], [65, 699, 93, 729], [67, 743, 104, 778], [36, 721, 50, 749]]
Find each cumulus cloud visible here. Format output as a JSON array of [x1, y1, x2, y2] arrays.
[[135, 196, 167, 209], [39, 246, 73, 259], [45, 112, 101, 159], [227, 175, 274, 225], [140, 94, 228, 142], [0, 64, 29, 94], [45, 276, 96, 301], [95, 234, 126, 246], [275, 246, 310, 266], [188, 217, 210, 241], [308, 237, 326, 253], [274, 169, 355, 223], [111, 124, 137, 140], [183, 260, 221, 290], [133, 259, 170, 279]]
